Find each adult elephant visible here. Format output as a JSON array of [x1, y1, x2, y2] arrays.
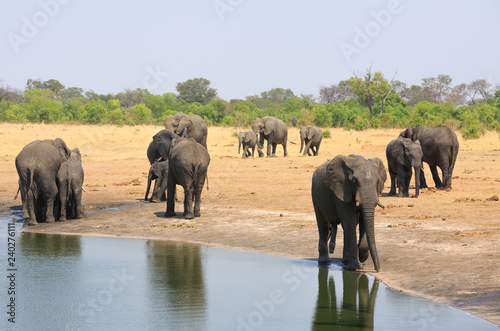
[[57, 147, 86, 221], [146, 129, 180, 202], [165, 138, 210, 219], [400, 125, 459, 190], [386, 137, 423, 198], [237, 131, 263, 158], [299, 125, 322, 156], [164, 112, 208, 149], [311, 155, 386, 272], [251, 116, 291, 157], [15, 138, 72, 225]]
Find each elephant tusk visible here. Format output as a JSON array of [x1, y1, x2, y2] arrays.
[[82, 187, 87, 192], [377, 202, 385, 209]]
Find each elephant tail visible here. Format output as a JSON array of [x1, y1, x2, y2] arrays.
[[288, 139, 297, 145], [14, 186, 20, 200]]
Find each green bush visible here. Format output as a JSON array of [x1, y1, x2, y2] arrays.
[[322, 130, 331, 138]]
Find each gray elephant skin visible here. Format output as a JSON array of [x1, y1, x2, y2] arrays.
[[251, 116, 291, 157], [299, 125, 322, 156], [15, 138, 72, 225], [386, 137, 423, 197], [400, 125, 459, 190], [237, 131, 263, 158], [311, 155, 387, 271], [165, 138, 210, 219], [57, 147, 86, 221], [145, 157, 169, 202], [165, 112, 208, 149]]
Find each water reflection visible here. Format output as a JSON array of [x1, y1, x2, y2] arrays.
[[146, 240, 207, 329], [312, 268, 379, 330], [20, 232, 81, 257]]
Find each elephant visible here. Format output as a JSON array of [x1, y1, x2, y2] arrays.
[[145, 157, 169, 202], [237, 131, 264, 158], [386, 137, 423, 198], [165, 112, 208, 149], [15, 138, 72, 225], [311, 154, 387, 271], [400, 125, 459, 190], [251, 116, 293, 157], [57, 147, 86, 221], [299, 125, 323, 156], [165, 138, 210, 219]]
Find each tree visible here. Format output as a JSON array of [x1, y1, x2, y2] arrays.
[[26, 79, 65, 99], [467, 79, 492, 104], [420, 75, 452, 103], [176, 78, 217, 105], [348, 69, 391, 117], [246, 88, 295, 109], [318, 80, 356, 104]]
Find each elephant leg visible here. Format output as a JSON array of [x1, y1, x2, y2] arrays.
[[305, 140, 313, 156], [145, 171, 153, 201], [336, 200, 362, 270], [183, 182, 195, 219], [396, 164, 408, 197], [152, 178, 162, 202], [419, 167, 428, 189], [251, 146, 255, 158], [314, 145, 320, 156], [26, 190, 38, 225], [388, 168, 397, 196], [157, 176, 168, 202], [283, 141, 288, 157], [315, 207, 331, 265], [266, 134, 273, 157], [429, 165, 443, 188], [193, 174, 205, 217], [329, 223, 338, 254], [72, 183, 85, 219], [165, 171, 177, 217], [404, 174, 411, 197], [439, 165, 450, 190], [358, 210, 369, 263], [59, 184, 68, 222]]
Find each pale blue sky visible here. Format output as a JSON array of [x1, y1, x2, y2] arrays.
[[1, 0, 499, 100]]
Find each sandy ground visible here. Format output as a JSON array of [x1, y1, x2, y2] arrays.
[[0, 123, 499, 325]]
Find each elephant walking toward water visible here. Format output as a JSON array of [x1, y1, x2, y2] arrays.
[[386, 137, 423, 197], [399, 125, 459, 190], [165, 138, 210, 219], [237, 131, 264, 158], [311, 155, 386, 271], [251, 116, 292, 157], [57, 148, 86, 221], [15, 138, 72, 224], [299, 126, 322, 156]]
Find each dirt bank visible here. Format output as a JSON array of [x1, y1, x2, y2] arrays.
[[1, 123, 499, 325]]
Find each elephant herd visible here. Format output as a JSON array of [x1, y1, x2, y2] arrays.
[[15, 112, 459, 273], [312, 125, 459, 272]]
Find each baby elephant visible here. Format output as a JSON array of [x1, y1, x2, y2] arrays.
[[237, 131, 264, 158], [145, 157, 169, 202], [386, 137, 423, 197], [57, 147, 85, 221], [165, 138, 210, 219]]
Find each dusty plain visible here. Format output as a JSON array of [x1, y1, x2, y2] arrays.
[[0, 123, 499, 325]]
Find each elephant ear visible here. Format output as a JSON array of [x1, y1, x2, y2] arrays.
[[369, 157, 387, 195], [263, 118, 277, 136], [176, 117, 192, 134], [153, 129, 174, 159], [53, 138, 71, 161], [244, 131, 253, 143], [70, 148, 82, 162], [325, 155, 354, 203]]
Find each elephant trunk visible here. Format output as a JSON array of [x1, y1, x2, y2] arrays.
[[300, 137, 304, 153], [361, 203, 380, 272], [413, 166, 420, 197], [257, 133, 264, 149], [238, 140, 241, 154]]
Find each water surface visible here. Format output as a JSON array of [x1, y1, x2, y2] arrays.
[[0, 214, 497, 330]]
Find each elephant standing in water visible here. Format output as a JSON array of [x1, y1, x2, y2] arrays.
[[311, 155, 386, 271], [165, 112, 208, 149], [165, 138, 210, 219], [400, 125, 459, 190], [57, 147, 86, 221], [386, 137, 423, 197], [15, 138, 72, 224], [299, 125, 322, 156], [237, 131, 263, 158], [251, 116, 292, 157]]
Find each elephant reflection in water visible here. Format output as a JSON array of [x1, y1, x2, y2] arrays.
[[20, 232, 81, 257], [146, 241, 206, 327], [312, 268, 379, 330]]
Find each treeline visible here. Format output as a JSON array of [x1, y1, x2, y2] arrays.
[[1, 72, 499, 139]]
